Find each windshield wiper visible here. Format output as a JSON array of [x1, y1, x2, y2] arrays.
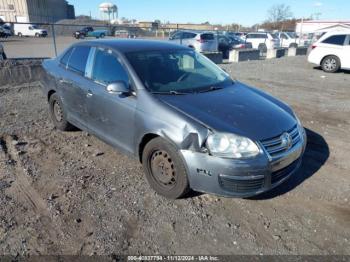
[[197, 86, 224, 93], [151, 90, 188, 95]]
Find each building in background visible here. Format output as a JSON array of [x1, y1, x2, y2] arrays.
[[296, 20, 350, 34], [0, 0, 75, 23]]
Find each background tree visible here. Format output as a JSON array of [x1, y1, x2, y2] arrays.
[[266, 4, 293, 30]]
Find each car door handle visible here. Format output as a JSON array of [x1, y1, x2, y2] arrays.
[[86, 90, 93, 98]]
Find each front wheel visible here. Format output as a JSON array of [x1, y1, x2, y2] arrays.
[[142, 137, 190, 199], [100, 33, 105, 38], [321, 55, 340, 73]]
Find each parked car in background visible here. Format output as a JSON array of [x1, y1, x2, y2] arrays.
[[14, 24, 47, 37], [217, 35, 253, 58], [74, 27, 108, 39], [42, 39, 306, 199], [308, 31, 350, 73], [226, 35, 253, 49], [277, 32, 299, 48], [0, 25, 11, 38], [0, 42, 6, 60], [114, 29, 136, 38], [169, 30, 218, 52], [217, 35, 233, 58], [227, 32, 247, 40], [245, 32, 280, 52]]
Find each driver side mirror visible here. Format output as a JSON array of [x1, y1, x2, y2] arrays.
[[106, 81, 129, 95]]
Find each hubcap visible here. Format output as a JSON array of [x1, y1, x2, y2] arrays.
[[324, 58, 336, 71], [53, 101, 63, 122], [150, 150, 176, 188]]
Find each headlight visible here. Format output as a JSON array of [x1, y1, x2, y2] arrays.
[[206, 133, 260, 159]]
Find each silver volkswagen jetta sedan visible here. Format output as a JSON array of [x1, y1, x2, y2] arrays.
[[42, 39, 307, 199]]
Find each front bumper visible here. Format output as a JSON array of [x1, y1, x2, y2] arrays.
[[181, 132, 307, 198]]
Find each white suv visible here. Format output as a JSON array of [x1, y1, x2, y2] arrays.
[[277, 32, 299, 48], [245, 32, 281, 52], [169, 31, 218, 52], [308, 30, 350, 73]]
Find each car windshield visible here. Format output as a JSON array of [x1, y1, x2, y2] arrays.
[[286, 32, 297, 38], [271, 33, 279, 39], [32, 25, 39, 29], [126, 49, 233, 94]]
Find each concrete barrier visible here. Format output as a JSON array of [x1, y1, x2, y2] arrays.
[[288, 47, 308, 56], [202, 52, 223, 64], [229, 49, 260, 63], [0, 59, 45, 87], [266, 48, 286, 59]]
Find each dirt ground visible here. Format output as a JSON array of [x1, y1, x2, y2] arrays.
[[0, 56, 349, 256]]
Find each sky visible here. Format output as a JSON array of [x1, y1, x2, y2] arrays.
[[69, 0, 350, 26]]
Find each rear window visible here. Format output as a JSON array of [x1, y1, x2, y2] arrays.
[[201, 33, 214, 40], [322, 35, 346, 45], [67, 46, 91, 75]]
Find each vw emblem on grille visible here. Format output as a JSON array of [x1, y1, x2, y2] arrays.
[[280, 132, 293, 150]]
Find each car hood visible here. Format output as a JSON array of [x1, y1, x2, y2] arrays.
[[156, 82, 296, 141]]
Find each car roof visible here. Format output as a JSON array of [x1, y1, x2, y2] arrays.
[[75, 39, 188, 53]]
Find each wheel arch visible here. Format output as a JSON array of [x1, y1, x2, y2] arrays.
[[321, 54, 341, 67], [48, 90, 56, 102], [138, 133, 160, 163]]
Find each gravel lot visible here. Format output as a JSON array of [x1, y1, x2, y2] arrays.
[[0, 56, 349, 256], [1, 36, 165, 58]]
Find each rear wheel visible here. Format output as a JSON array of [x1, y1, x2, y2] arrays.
[[18, 32, 22, 37], [321, 55, 340, 73], [100, 33, 105, 38], [35, 33, 40, 37], [49, 93, 75, 131], [142, 137, 190, 199]]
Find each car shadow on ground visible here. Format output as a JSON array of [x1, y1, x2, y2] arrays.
[[313, 66, 350, 74], [250, 128, 329, 200]]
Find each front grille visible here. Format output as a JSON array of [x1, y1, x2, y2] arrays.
[[260, 125, 301, 158], [271, 160, 299, 184], [218, 176, 264, 193]]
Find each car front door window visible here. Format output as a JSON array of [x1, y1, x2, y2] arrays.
[[91, 48, 129, 86]]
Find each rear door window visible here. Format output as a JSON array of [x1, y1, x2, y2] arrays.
[[322, 35, 346, 45], [183, 32, 196, 39], [67, 46, 91, 75], [201, 33, 214, 40], [91, 48, 129, 85]]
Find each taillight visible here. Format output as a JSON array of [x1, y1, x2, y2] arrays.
[[312, 45, 317, 50]]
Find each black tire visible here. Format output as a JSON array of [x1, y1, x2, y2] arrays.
[[258, 44, 267, 54], [100, 33, 105, 38], [142, 137, 190, 199], [321, 55, 340, 73], [18, 32, 22, 37], [49, 93, 75, 131], [35, 33, 39, 37]]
